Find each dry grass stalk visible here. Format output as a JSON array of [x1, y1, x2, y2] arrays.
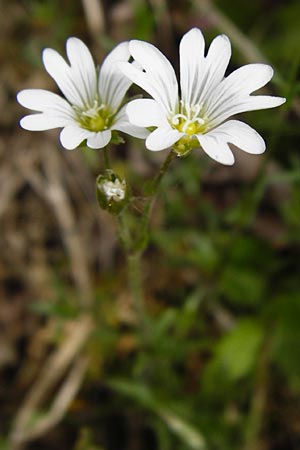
[[81, 0, 105, 42], [9, 315, 93, 449]]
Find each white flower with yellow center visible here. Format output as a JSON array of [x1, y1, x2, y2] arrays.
[[118, 28, 286, 165], [17, 38, 148, 150]]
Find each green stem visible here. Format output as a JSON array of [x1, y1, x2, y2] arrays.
[[103, 146, 111, 169], [127, 251, 145, 326], [243, 336, 270, 450], [116, 210, 147, 329], [152, 149, 177, 193], [117, 149, 176, 329], [116, 210, 132, 252], [137, 149, 176, 251]]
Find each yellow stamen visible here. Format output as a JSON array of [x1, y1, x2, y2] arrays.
[[75, 101, 113, 132], [170, 101, 208, 156]]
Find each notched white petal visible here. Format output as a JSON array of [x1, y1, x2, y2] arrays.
[[146, 126, 183, 151], [126, 99, 167, 127], [118, 61, 172, 114], [205, 63, 280, 124], [203, 35, 231, 85], [113, 104, 149, 138], [129, 40, 178, 113], [66, 37, 97, 108], [17, 89, 75, 123], [179, 27, 205, 106], [212, 120, 266, 154], [20, 113, 71, 131], [222, 63, 274, 95], [197, 133, 235, 165], [87, 130, 111, 149], [60, 126, 92, 150], [99, 42, 132, 111], [209, 94, 286, 127], [42, 47, 86, 108], [207, 34, 231, 62]]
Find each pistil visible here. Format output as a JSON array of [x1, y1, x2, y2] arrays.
[[171, 101, 207, 136]]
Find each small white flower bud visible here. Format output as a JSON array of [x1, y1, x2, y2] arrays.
[[100, 178, 126, 202], [96, 169, 127, 213]]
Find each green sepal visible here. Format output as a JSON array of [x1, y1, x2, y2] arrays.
[[110, 131, 125, 145]]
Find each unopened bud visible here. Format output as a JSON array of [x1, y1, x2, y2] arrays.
[[96, 169, 127, 213]]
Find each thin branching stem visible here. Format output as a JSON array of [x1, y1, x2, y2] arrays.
[[117, 149, 176, 329], [138, 149, 176, 251]]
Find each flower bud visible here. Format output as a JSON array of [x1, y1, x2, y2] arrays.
[[96, 169, 127, 214]]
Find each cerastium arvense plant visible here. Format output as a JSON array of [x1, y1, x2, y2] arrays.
[[17, 28, 285, 318]]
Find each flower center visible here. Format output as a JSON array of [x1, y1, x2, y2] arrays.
[[75, 100, 113, 132], [170, 101, 208, 157], [171, 102, 208, 136]]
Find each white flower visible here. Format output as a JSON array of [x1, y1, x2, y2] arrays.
[[17, 37, 148, 150], [118, 28, 286, 165]]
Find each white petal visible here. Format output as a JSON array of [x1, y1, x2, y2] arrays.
[[119, 40, 178, 113], [113, 122, 149, 139], [42, 38, 97, 109], [223, 64, 274, 95], [146, 126, 183, 151], [198, 34, 231, 103], [125, 99, 167, 127], [179, 30, 231, 107], [17, 89, 75, 121], [209, 95, 286, 127], [208, 120, 265, 154], [113, 105, 149, 138], [20, 113, 71, 131], [66, 37, 97, 108], [118, 61, 166, 113], [246, 95, 286, 109], [179, 28, 205, 106], [130, 40, 178, 112], [206, 64, 276, 120], [99, 42, 132, 112], [197, 133, 235, 165], [60, 126, 93, 150], [43, 48, 85, 108], [87, 130, 111, 149]]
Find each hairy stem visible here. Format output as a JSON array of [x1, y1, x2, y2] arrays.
[[138, 149, 176, 251], [119, 149, 176, 325]]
